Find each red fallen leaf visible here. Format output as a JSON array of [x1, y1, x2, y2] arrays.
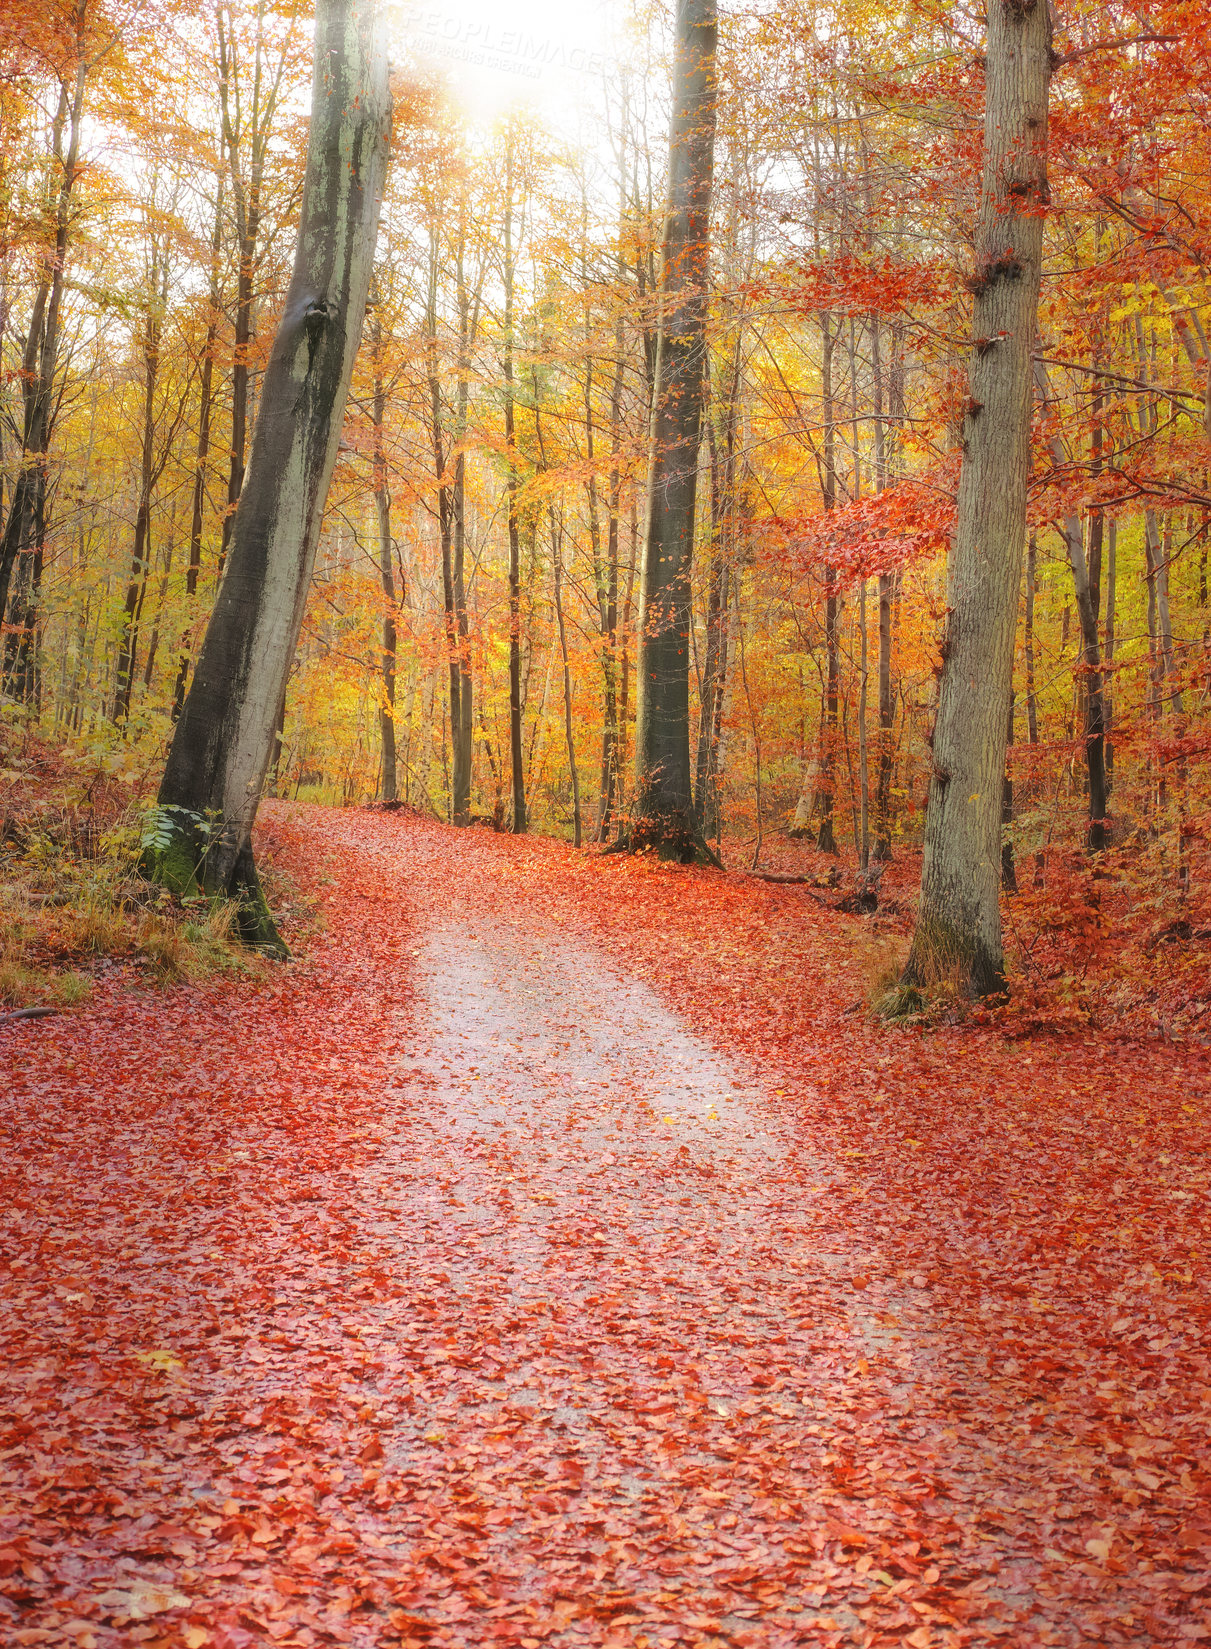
[[825, 1518, 869, 1547], [5, 804, 1209, 1649], [359, 1436, 384, 1463]]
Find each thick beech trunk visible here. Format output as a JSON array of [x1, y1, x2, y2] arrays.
[[147, 0, 390, 951], [631, 0, 717, 859], [903, 0, 1050, 998]]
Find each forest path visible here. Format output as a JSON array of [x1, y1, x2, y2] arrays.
[[2, 806, 1207, 1649]]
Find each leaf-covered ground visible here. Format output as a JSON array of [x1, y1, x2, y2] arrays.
[[2, 805, 1208, 1649]]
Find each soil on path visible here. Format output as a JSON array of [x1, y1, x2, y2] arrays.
[[2, 806, 1208, 1649]]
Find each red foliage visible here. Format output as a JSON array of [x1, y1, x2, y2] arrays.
[[751, 256, 956, 321], [763, 474, 956, 585]]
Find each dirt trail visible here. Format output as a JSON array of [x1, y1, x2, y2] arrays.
[[2, 807, 1206, 1649]]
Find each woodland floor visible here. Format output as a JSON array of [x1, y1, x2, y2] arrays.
[[2, 805, 1209, 1649]]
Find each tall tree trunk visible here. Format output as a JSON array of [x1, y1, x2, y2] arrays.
[[147, 0, 390, 952], [214, 0, 289, 580], [816, 311, 840, 854], [369, 303, 398, 802], [174, 169, 225, 719], [856, 577, 870, 867], [449, 207, 476, 825], [502, 130, 526, 834], [873, 316, 901, 859], [1024, 533, 1039, 745], [551, 505, 581, 847], [903, 0, 1050, 999], [1034, 360, 1107, 850], [631, 0, 717, 859], [1001, 693, 1017, 890], [115, 244, 167, 724], [1, 37, 89, 696], [424, 220, 459, 821], [694, 346, 737, 843], [1105, 518, 1116, 789]]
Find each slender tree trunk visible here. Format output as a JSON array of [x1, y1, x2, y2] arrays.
[[115, 260, 165, 724], [369, 304, 398, 802], [816, 311, 840, 853], [617, 492, 640, 825], [142, 525, 175, 692], [857, 578, 870, 868], [147, 0, 390, 952], [551, 506, 581, 847], [1, 42, 88, 696], [693, 543, 730, 843], [694, 347, 736, 842], [424, 221, 460, 821], [174, 170, 225, 719], [1105, 518, 1116, 789], [596, 326, 625, 840], [873, 316, 900, 859], [214, 0, 280, 581], [1144, 510, 1165, 725], [1001, 692, 1017, 890], [1024, 533, 1039, 745], [450, 212, 475, 824], [631, 0, 717, 859], [502, 131, 526, 834], [1035, 360, 1107, 850], [874, 571, 895, 856], [903, 0, 1051, 998]]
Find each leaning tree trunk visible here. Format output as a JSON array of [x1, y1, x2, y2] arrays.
[[630, 0, 717, 860], [145, 0, 390, 953], [902, 0, 1050, 999]]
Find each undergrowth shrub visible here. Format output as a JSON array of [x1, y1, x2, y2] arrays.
[[0, 738, 269, 1011]]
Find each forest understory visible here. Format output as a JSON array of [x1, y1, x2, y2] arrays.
[[2, 798, 1209, 1649]]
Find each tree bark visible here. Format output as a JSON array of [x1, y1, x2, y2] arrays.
[[1024, 532, 1039, 745], [449, 206, 476, 824], [816, 311, 840, 854], [213, 0, 292, 580], [551, 505, 581, 847], [369, 302, 398, 802], [147, 0, 390, 952], [1001, 692, 1017, 890], [694, 346, 736, 844], [903, 0, 1050, 999], [1034, 359, 1107, 850], [115, 229, 172, 724], [631, 0, 717, 859], [502, 130, 526, 834], [1, 36, 88, 699], [174, 169, 225, 719]]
